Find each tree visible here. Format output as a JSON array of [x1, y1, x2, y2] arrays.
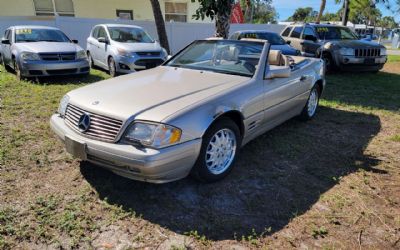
[[240, 0, 278, 23], [379, 16, 398, 29], [316, 0, 327, 24], [149, 0, 170, 54], [191, 0, 234, 38], [287, 7, 318, 22]]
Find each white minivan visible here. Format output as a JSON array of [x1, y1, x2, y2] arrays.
[[86, 24, 168, 77]]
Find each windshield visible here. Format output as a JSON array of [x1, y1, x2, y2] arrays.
[[107, 27, 154, 43], [15, 28, 70, 43], [241, 32, 286, 45], [166, 40, 264, 77], [315, 26, 358, 40]]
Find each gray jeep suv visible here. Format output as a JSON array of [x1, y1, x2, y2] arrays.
[[281, 23, 387, 72]]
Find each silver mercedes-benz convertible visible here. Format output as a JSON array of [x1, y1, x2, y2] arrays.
[[50, 39, 325, 183]]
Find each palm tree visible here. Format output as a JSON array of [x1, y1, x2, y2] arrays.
[[192, 0, 234, 38], [316, 0, 327, 24], [149, 0, 170, 54]]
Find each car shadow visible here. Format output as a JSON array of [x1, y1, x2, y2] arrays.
[[324, 71, 400, 112], [33, 72, 106, 85], [80, 107, 382, 240]]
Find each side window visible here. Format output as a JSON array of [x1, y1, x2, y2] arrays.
[[3, 30, 9, 39], [290, 26, 303, 38], [92, 27, 99, 38], [281, 27, 292, 37], [97, 27, 107, 39], [302, 27, 316, 39]]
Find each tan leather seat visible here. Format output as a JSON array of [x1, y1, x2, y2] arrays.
[[268, 50, 285, 66]]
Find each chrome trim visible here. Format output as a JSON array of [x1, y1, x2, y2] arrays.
[[64, 104, 123, 142]]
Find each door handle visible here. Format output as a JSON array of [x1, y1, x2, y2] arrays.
[[300, 75, 307, 81]]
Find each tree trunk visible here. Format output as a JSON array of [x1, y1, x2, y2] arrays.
[[149, 0, 170, 54], [215, 3, 232, 38], [341, 0, 350, 26], [244, 0, 251, 23], [316, 0, 326, 24]]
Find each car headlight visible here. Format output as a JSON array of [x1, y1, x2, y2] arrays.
[[339, 48, 354, 56], [76, 50, 87, 59], [123, 122, 181, 148], [380, 48, 387, 56], [117, 48, 131, 57], [58, 95, 70, 116], [20, 52, 40, 61]]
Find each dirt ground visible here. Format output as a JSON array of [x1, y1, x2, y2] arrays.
[[1, 63, 399, 249]]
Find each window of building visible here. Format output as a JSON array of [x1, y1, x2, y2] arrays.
[[32, 0, 74, 16], [165, 2, 187, 22], [116, 10, 134, 20], [290, 26, 303, 38]]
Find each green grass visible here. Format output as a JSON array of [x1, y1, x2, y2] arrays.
[[388, 55, 400, 62]]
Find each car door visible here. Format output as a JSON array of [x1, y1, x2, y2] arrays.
[[1, 29, 12, 66], [262, 65, 310, 126], [96, 26, 109, 68], [287, 26, 304, 52], [301, 27, 320, 57], [87, 26, 100, 64]]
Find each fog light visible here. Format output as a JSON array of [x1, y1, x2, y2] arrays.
[[119, 63, 130, 70]]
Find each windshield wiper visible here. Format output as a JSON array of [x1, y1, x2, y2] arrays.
[[17, 39, 38, 42], [38, 39, 60, 42]]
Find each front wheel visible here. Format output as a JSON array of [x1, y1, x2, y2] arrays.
[[322, 53, 336, 73], [13, 58, 22, 81], [191, 118, 241, 182], [299, 84, 321, 120], [108, 57, 117, 77], [87, 52, 95, 68]]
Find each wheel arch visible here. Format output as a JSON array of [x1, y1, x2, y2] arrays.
[[206, 110, 245, 139]]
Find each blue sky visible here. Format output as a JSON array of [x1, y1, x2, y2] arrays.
[[273, 0, 400, 22]]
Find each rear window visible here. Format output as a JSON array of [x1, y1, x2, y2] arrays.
[[290, 26, 303, 38], [281, 27, 292, 37]]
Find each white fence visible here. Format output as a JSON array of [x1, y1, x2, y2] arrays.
[[0, 16, 285, 54]]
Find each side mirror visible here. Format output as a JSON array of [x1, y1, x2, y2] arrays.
[[304, 35, 317, 42], [286, 40, 291, 45], [265, 66, 291, 79], [97, 37, 108, 44], [1, 39, 10, 45], [71, 39, 79, 44]]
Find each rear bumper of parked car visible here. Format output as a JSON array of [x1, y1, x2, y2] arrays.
[[116, 55, 165, 73], [20, 59, 90, 77], [50, 114, 202, 183], [336, 55, 387, 71]]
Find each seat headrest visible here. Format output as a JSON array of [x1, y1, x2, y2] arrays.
[[268, 50, 283, 66], [221, 47, 239, 61]]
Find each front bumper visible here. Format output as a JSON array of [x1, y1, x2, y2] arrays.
[[116, 55, 165, 73], [336, 55, 387, 71], [50, 114, 202, 183], [20, 59, 90, 77]]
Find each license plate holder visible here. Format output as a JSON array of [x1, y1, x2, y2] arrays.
[[65, 136, 87, 160], [364, 58, 375, 65]]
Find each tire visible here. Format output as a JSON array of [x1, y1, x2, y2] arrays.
[[299, 84, 321, 121], [87, 51, 95, 68], [322, 53, 336, 73], [13, 58, 22, 81], [108, 56, 117, 77], [1, 54, 11, 72], [191, 118, 241, 182]]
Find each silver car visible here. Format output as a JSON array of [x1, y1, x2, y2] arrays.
[[50, 39, 325, 183], [0, 25, 89, 80], [86, 24, 168, 77]]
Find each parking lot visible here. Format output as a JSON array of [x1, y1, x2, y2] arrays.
[[0, 56, 400, 249]]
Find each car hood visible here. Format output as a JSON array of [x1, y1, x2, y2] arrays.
[[113, 41, 163, 52], [15, 42, 82, 53], [271, 44, 297, 55], [67, 66, 248, 122], [327, 39, 384, 49]]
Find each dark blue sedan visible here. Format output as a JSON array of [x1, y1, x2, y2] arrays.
[[230, 30, 301, 56]]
